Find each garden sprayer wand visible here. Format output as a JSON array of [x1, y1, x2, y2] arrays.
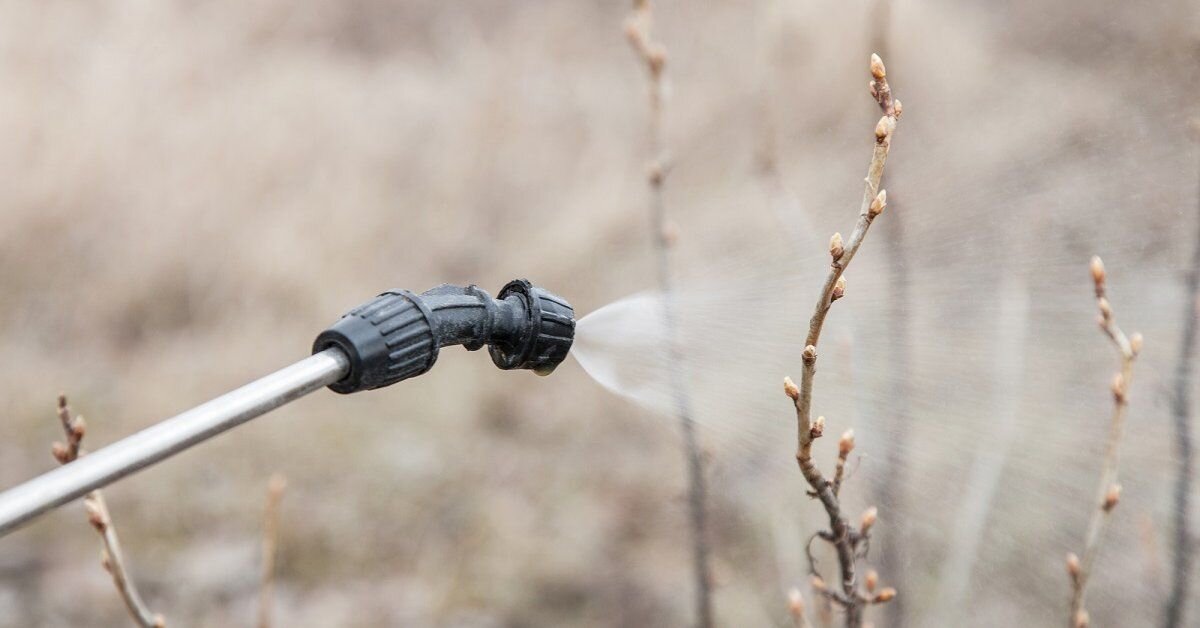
[[0, 279, 575, 538]]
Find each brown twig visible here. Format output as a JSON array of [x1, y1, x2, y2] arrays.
[[625, 3, 714, 627], [783, 53, 902, 628], [1066, 257, 1143, 628], [258, 473, 287, 628], [52, 395, 165, 628]]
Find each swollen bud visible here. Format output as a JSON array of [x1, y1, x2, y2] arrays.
[[1102, 484, 1121, 512], [870, 190, 887, 217], [861, 506, 878, 533], [1090, 256, 1106, 292], [832, 276, 846, 301], [893, 99, 903, 119], [784, 376, 800, 401], [870, 53, 886, 80], [830, 232, 845, 261], [865, 568, 878, 593], [811, 416, 826, 439], [875, 116, 890, 141], [1111, 373, 1126, 403], [1130, 332, 1143, 356], [1074, 609, 1090, 628], [839, 429, 856, 456], [1066, 552, 1081, 581], [69, 415, 86, 441], [51, 442, 70, 464], [811, 575, 827, 592], [873, 587, 897, 603], [646, 46, 667, 75], [84, 499, 106, 531], [788, 587, 805, 618], [803, 345, 817, 364]]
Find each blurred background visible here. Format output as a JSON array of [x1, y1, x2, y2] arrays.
[[0, 0, 1198, 626]]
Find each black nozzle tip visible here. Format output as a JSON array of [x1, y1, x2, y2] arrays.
[[488, 279, 575, 375]]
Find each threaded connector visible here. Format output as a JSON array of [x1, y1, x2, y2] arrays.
[[313, 280, 575, 394]]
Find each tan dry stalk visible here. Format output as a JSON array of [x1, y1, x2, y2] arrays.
[[258, 473, 287, 628]]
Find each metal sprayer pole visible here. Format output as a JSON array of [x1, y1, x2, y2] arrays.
[[0, 348, 350, 538]]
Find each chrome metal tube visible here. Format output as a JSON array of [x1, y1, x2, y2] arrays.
[[0, 348, 350, 538]]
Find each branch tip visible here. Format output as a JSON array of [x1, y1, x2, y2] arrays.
[[1090, 256, 1106, 293], [839, 429, 855, 456], [869, 53, 886, 80]]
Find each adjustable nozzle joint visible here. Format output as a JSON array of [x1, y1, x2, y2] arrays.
[[312, 280, 574, 394]]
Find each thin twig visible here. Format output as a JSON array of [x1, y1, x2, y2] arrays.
[[258, 473, 287, 628], [1066, 257, 1143, 628], [624, 3, 713, 627], [1163, 125, 1200, 628], [783, 53, 902, 628], [52, 395, 165, 628]]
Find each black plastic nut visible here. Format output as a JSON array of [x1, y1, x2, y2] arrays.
[[488, 279, 575, 375]]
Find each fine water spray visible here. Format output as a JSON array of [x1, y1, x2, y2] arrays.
[[0, 280, 575, 537]]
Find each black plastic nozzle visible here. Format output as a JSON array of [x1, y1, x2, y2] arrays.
[[312, 280, 575, 394]]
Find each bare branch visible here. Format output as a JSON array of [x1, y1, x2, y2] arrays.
[[1067, 257, 1142, 627], [53, 395, 165, 628], [783, 53, 902, 628], [625, 2, 713, 626]]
